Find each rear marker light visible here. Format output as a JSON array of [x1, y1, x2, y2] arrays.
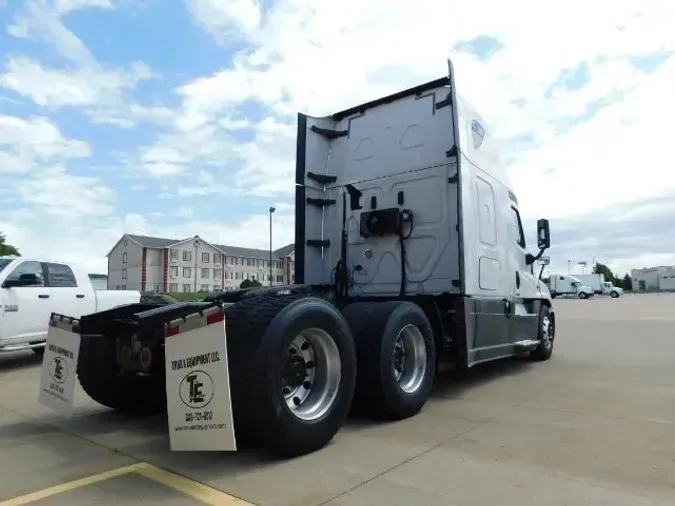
[[139, 347, 152, 368]]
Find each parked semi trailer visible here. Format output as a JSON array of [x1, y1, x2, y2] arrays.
[[37, 60, 555, 458]]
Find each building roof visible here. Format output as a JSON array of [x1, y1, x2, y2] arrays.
[[109, 233, 294, 260]]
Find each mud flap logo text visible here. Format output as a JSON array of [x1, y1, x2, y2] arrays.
[[179, 370, 214, 409], [49, 357, 68, 384]]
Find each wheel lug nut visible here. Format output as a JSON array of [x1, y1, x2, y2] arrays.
[[282, 387, 291, 395], [289, 348, 297, 355], [303, 381, 311, 389], [293, 397, 301, 406]]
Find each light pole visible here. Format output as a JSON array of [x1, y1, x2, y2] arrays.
[[269, 206, 275, 286], [193, 236, 200, 292], [578, 261, 587, 275]]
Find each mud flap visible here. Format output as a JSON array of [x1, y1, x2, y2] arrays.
[[164, 305, 237, 451], [38, 313, 81, 415]]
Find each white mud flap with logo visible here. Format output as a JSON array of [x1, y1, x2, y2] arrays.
[[164, 305, 237, 451], [38, 314, 82, 415]]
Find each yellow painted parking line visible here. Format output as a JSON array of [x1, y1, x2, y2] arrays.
[[0, 461, 255, 506], [137, 464, 255, 505], [0, 462, 146, 506]]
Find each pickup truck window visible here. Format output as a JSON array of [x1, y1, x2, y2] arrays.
[[5, 261, 46, 286], [45, 262, 78, 287]]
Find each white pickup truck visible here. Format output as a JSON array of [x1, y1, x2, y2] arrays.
[[0, 256, 140, 354]]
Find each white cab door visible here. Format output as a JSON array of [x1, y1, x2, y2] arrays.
[[0, 261, 52, 342], [45, 262, 96, 319]]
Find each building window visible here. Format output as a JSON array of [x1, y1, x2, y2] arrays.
[[235, 272, 242, 280], [182, 250, 192, 261], [169, 283, 178, 292], [122, 268, 127, 279], [214, 253, 222, 264], [229, 257, 234, 265], [213, 284, 221, 290], [147, 284, 161, 293], [200, 284, 209, 292], [121, 284, 126, 289], [123, 239, 128, 246], [277, 275, 284, 282], [213, 269, 222, 279], [183, 267, 192, 278], [170, 249, 178, 260], [122, 252, 127, 263], [201, 252, 210, 263], [183, 284, 191, 292], [201, 268, 209, 278], [170, 266, 178, 278]]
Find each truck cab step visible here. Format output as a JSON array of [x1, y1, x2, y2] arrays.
[[513, 339, 540, 351]]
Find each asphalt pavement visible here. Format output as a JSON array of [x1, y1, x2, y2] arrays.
[[1, 294, 674, 505]]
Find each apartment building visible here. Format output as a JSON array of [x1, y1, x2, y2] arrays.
[[107, 234, 295, 293]]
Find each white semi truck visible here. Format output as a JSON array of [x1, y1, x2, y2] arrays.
[[573, 273, 623, 298], [548, 274, 594, 299], [38, 60, 556, 458]]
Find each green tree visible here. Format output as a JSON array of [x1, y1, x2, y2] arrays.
[[0, 232, 20, 256], [240, 278, 262, 289], [592, 262, 615, 284], [622, 273, 633, 291]]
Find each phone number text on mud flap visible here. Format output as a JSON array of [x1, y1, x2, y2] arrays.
[[49, 382, 65, 395], [185, 410, 214, 422]]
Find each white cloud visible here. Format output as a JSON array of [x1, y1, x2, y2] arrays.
[[13, 165, 115, 217], [3, 2, 162, 128], [0, 115, 90, 173], [55, 0, 115, 13], [185, 0, 261, 41]]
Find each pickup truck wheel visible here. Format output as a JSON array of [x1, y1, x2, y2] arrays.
[[225, 295, 356, 457], [610, 291, 620, 298], [77, 337, 166, 416], [530, 305, 554, 361], [342, 301, 436, 420]]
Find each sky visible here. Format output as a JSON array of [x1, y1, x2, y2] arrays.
[[0, 0, 674, 278]]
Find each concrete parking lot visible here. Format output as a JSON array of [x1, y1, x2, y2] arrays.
[[1, 294, 674, 505]]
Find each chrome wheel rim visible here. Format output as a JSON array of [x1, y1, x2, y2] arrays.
[[541, 315, 554, 349], [281, 328, 341, 421], [391, 324, 427, 394]]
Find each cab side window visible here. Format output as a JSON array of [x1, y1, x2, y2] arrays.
[[5, 261, 46, 286], [45, 263, 78, 287], [510, 207, 526, 249]]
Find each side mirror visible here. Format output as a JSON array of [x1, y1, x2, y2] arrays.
[[537, 219, 550, 250], [537, 256, 550, 265], [2, 273, 41, 288]]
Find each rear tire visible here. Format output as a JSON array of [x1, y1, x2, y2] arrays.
[[225, 295, 357, 457], [342, 301, 436, 420], [77, 337, 166, 416], [530, 305, 554, 361], [610, 291, 619, 298]]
